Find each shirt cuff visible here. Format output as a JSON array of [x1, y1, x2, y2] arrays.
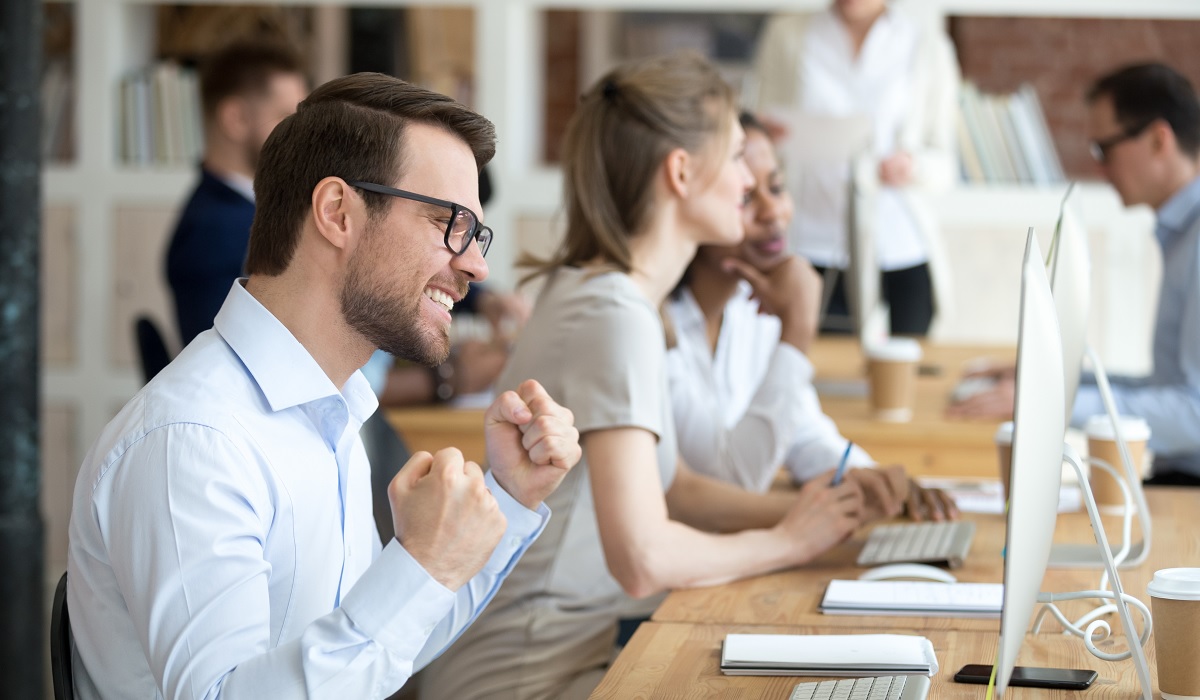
[[340, 539, 455, 658], [482, 470, 550, 575]]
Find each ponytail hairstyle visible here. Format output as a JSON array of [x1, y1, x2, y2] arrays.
[[522, 51, 736, 281]]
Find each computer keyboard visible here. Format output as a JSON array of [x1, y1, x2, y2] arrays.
[[789, 675, 930, 700], [857, 520, 976, 568]]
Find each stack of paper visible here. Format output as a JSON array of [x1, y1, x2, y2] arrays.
[[721, 633, 939, 676], [820, 580, 1003, 618]]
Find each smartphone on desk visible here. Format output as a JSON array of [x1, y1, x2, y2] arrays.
[[954, 664, 1097, 690]]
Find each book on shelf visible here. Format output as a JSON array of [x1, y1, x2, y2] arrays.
[[119, 61, 204, 167], [41, 58, 75, 163], [958, 81, 1065, 186]]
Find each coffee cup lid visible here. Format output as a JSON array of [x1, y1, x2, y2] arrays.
[[865, 338, 922, 362], [1148, 568, 1200, 601], [994, 421, 1014, 444], [1085, 414, 1151, 442]]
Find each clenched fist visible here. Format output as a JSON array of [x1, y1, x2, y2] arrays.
[[485, 379, 582, 511], [389, 448, 506, 591]]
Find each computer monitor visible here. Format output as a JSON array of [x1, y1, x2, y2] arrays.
[[1047, 204, 1089, 421], [770, 109, 883, 342], [997, 229, 1153, 699], [1047, 199, 1153, 569], [845, 155, 889, 346], [996, 229, 1066, 696]]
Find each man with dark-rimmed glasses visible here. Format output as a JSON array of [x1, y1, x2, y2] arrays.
[[66, 72, 581, 699], [1080, 63, 1200, 485], [949, 62, 1200, 486]]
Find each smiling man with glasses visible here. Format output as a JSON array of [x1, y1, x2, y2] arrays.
[[1079, 62, 1200, 485], [66, 73, 581, 699]]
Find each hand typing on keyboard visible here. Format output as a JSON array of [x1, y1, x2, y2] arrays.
[[843, 466, 908, 523], [903, 480, 960, 522]]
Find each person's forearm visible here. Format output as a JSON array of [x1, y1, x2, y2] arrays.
[[665, 465, 794, 533], [414, 472, 549, 670], [603, 516, 813, 598]]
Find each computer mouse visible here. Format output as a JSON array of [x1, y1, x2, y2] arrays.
[[857, 563, 958, 584]]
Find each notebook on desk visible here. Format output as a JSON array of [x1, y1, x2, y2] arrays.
[[720, 633, 939, 677], [820, 579, 1003, 618]]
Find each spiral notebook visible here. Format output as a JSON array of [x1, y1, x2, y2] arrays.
[[721, 633, 939, 676]]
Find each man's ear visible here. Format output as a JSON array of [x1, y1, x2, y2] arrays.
[[311, 177, 357, 251], [663, 147, 691, 199], [1150, 119, 1179, 158], [215, 97, 249, 144]]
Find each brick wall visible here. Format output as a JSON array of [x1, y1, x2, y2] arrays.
[[543, 10, 581, 163], [950, 16, 1200, 179]]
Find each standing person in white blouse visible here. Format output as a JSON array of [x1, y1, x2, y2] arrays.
[[667, 112, 959, 520], [750, 0, 960, 335]]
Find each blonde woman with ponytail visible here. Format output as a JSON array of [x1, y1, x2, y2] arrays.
[[420, 52, 869, 700]]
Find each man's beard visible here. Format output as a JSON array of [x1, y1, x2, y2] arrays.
[[340, 246, 454, 367]]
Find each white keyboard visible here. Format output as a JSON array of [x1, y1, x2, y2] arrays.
[[790, 675, 930, 700], [857, 521, 976, 568]]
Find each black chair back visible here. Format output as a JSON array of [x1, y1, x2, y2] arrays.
[[135, 316, 172, 383], [51, 572, 74, 700]]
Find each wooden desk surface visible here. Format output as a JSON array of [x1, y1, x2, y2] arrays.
[[591, 622, 1158, 699], [653, 487, 1200, 631], [385, 406, 487, 465], [383, 339, 1011, 477], [808, 338, 1015, 478]]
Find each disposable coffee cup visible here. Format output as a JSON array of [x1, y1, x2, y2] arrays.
[[865, 338, 921, 423], [995, 421, 1014, 502], [1148, 568, 1200, 699], [1085, 415, 1150, 514]]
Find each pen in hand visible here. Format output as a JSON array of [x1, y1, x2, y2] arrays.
[[831, 440, 853, 486]]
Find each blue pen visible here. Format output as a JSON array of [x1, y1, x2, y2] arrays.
[[831, 440, 853, 486]]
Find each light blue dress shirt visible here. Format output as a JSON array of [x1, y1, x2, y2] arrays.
[[1072, 175, 1200, 476], [66, 280, 549, 699]]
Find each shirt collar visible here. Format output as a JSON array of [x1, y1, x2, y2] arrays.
[[210, 169, 256, 203], [1156, 175, 1200, 246], [214, 280, 379, 423]]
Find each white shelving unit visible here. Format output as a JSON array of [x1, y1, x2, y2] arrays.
[[38, 0, 1200, 582]]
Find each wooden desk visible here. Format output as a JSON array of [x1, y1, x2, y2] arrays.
[[808, 338, 1015, 478], [382, 339, 1007, 476], [385, 406, 487, 465], [591, 622, 1158, 699], [653, 488, 1200, 631]]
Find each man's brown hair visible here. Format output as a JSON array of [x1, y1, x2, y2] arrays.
[[199, 41, 304, 118], [246, 72, 497, 276]]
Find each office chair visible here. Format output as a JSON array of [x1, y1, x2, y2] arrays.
[[134, 316, 171, 383], [51, 572, 74, 700]]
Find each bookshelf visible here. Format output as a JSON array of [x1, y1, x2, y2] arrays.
[[37, 0, 1200, 589]]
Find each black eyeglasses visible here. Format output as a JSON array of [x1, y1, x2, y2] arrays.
[[1089, 120, 1155, 163], [347, 180, 493, 257]]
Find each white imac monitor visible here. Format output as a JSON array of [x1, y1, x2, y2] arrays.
[[770, 110, 884, 342], [1048, 206, 1090, 421], [1047, 200, 1153, 569], [996, 229, 1067, 696], [998, 230, 1155, 699]]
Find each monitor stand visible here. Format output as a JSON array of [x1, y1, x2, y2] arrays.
[[1037, 444, 1154, 700], [1050, 346, 1152, 569]]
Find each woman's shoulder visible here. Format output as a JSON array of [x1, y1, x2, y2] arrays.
[[546, 267, 656, 317]]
